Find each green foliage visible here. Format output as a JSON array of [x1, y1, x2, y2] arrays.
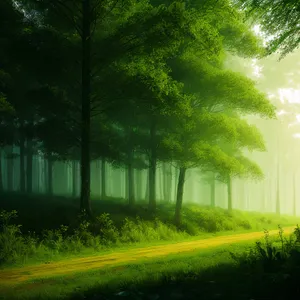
[[0, 210, 38, 264], [235, 0, 300, 58], [1, 195, 297, 267], [95, 213, 120, 244], [120, 217, 186, 243]]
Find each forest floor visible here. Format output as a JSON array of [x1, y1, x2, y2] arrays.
[[0, 226, 294, 298], [1, 192, 299, 299]]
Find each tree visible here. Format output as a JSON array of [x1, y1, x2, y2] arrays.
[[18, 0, 203, 216], [157, 0, 279, 224], [167, 109, 270, 224], [235, 0, 300, 58]]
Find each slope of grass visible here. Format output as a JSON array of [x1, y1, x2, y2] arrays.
[[0, 191, 299, 268], [1, 226, 300, 300], [0, 191, 298, 234]]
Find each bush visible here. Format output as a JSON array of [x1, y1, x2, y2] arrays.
[[0, 201, 299, 268], [0, 210, 38, 264], [120, 217, 186, 243], [95, 213, 119, 244], [231, 226, 300, 274]]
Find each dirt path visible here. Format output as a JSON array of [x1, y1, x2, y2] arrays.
[[0, 227, 294, 286]]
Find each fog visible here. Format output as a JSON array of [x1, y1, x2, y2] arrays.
[[2, 38, 300, 216]]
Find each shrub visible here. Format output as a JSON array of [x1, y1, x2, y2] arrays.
[[0, 210, 38, 264], [95, 213, 119, 245]]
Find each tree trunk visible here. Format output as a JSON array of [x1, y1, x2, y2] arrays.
[[6, 146, 13, 191], [126, 127, 135, 206], [210, 174, 215, 207], [72, 160, 77, 198], [0, 149, 3, 191], [48, 157, 53, 196], [80, 0, 92, 216], [19, 122, 26, 192], [159, 166, 163, 201], [227, 175, 232, 213], [163, 162, 171, 203], [174, 167, 186, 226], [36, 157, 40, 192], [145, 168, 149, 201], [26, 139, 33, 193], [174, 167, 179, 202], [136, 169, 142, 201], [128, 161, 135, 206], [148, 120, 157, 211], [293, 171, 296, 216], [101, 158, 106, 199], [124, 167, 128, 200]]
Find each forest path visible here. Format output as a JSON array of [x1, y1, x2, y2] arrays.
[[0, 227, 295, 286]]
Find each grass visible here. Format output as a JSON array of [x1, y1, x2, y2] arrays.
[[0, 240, 271, 299], [0, 191, 299, 268], [0, 227, 299, 300], [1, 191, 300, 299]]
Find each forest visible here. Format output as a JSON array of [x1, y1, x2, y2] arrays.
[[1, 0, 300, 299]]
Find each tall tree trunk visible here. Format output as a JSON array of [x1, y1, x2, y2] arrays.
[[136, 169, 142, 201], [6, 146, 13, 191], [276, 159, 280, 215], [128, 161, 135, 206], [174, 167, 179, 202], [148, 120, 157, 211], [36, 157, 40, 193], [72, 160, 77, 198], [26, 139, 33, 193], [145, 168, 149, 201], [0, 149, 3, 191], [80, 0, 92, 216], [161, 166, 165, 201], [124, 167, 128, 200], [43, 158, 47, 193], [163, 163, 171, 203], [120, 168, 125, 199], [210, 173, 215, 207], [127, 127, 135, 206], [293, 171, 296, 217], [48, 157, 53, 196], [174, 167, 186, 226], [0, 148, 3, 192], [227, 175, 232, 213], [19, 121, 26, 192], [101, 158, 106, 199]]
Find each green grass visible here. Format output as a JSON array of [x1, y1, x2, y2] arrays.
[[0, 240, 266, 299], [1, 191, 300, 299], [0, 191, 299, 269], [1, 228, 300, 300]]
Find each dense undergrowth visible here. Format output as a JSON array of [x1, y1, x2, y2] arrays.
[[0, 191, 299, 267]]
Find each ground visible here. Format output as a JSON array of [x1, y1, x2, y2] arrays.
[[0, 226, 294, 299]]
